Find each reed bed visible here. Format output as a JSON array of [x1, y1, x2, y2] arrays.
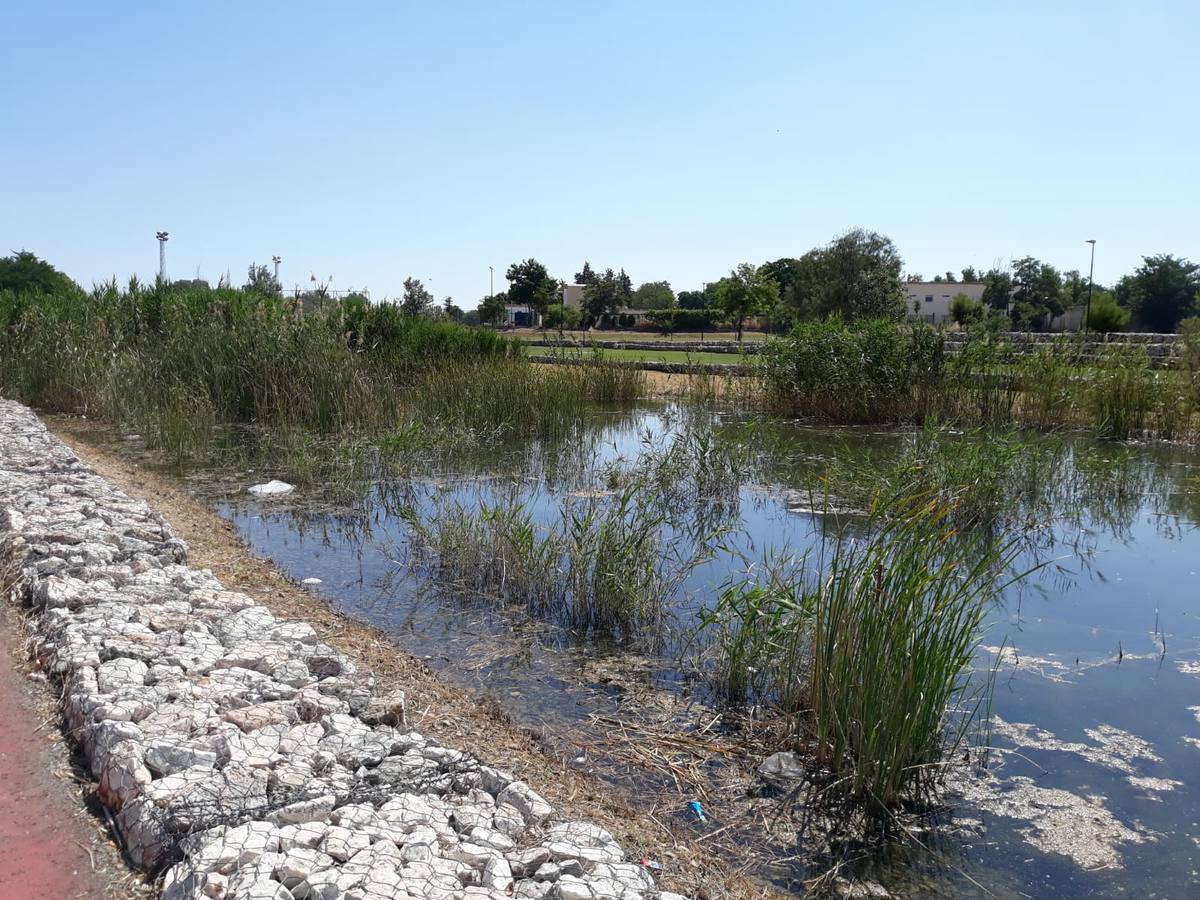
[[0, 281, 645, 468], [762, 320, 1200, 441]]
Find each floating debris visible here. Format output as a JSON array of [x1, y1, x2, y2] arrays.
[[247, 479, 295, 496], [990, 717, 1161, 775], [952, 770, 1149, 869], [301, 577, 322, 585], [1127, 775, 1183, 798]]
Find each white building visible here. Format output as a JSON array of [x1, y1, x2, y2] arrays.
[[905, 282, 985, 325], [561, 283, 586, 310]]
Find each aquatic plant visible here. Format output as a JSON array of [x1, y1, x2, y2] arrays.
[[697, 488, 1023, 816]]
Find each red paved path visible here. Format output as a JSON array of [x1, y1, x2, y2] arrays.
[[0, 621, 103, 900]]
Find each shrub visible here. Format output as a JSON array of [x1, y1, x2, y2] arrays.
[[950, 293, 985, 327], [1087, 293, 1131, 333]]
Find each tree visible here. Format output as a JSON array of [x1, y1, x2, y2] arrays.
[[400, 277, 434, 316], [961, 266, 979, 282], [713, 263, 778, 341], [631, 281, 675, 310], [243, 263, 281, 296], [787, 229, 905, 320], [1115, 254, 1200, 333], [759, 258, 806, 309], [544, 303, 582, 335], [950, 292, 984, 327], [981, 268, 1013, 311], [0, 250, 77, 295], [677, 289, 708, 310], [616, 268, 633, 303], [506, 258, 558, 316], [1087, 292, 1129, 333], [574, 262, 598, 285], [442, 296, 464, 322], [1009, 257, 1064, 328], [582, 270, 622, 325], [478, 291, 508, 325]]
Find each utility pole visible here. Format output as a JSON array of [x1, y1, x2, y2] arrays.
[[1084, 239, 1097, 333], [489, 265, 494, 300], [272, 255, 282, 293], [156, 232, 169, 281]]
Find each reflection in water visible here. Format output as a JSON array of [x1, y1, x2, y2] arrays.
[[184, 404, 1200, 897]]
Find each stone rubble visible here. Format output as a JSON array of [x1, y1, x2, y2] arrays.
[[0, 400, 684, 900]]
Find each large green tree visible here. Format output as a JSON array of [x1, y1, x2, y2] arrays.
[[0, 250, 77, 295], [506, 258, 558, 315], [582, 269, 622, 324], [759, 257, 805, 308], [574, 261, 598, 285], [713, 263, 778, 341], [981, 268, 1013, 311], [401, 277, 434, 316], [787, 229, 905, 320], [1115, 254, 1199, 333], [1009, 256, 1065, 328], [631, 280, 675, 310], [677, 287, 715, 310]]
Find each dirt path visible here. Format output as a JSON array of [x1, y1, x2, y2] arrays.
[[46, 416, 783, 900], [0, 602, 145, 900]]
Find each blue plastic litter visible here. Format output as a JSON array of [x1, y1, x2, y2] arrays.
[[688, 799, 707, 822]]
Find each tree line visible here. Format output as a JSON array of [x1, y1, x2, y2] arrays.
[[3, 235, 1198, 336], [474, 230, 1199, 335]]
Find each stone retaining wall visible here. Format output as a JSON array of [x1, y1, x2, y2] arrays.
[[527, 355, 749, 375], [0, 400, 682, 900], [525, 340, 760, 355]]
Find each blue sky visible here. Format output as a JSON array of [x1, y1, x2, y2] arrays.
[[2, 2, 1197, 304]]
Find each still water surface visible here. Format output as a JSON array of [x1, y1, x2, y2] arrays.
[[191, 405, 1200, 897]]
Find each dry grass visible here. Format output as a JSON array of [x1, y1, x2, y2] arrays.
[[47, 415, 786, 900]]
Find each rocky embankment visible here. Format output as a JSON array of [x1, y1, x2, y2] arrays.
[[0, 399, 682, 900]]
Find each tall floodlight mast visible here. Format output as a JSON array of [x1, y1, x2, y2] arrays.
[[156, 231, 169, 280]]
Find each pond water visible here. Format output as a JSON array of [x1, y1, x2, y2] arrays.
[[179, 404, 1200, 897]]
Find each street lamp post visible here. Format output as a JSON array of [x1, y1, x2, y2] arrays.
[[1084, 239, 1097, 333], [489, 266, 494, 300], [272, 255, 282, 290], [156, 231, 169, 281]]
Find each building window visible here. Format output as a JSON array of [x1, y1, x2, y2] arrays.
[[925, 295, 933, 303]]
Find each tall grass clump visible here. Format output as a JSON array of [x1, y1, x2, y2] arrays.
[[395, 426, 739, 642], [698, 487, 1023, 816], [1085, 344, 1155, 439], [805, 495, 1016, 812], [761, 319, 944, 423]]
